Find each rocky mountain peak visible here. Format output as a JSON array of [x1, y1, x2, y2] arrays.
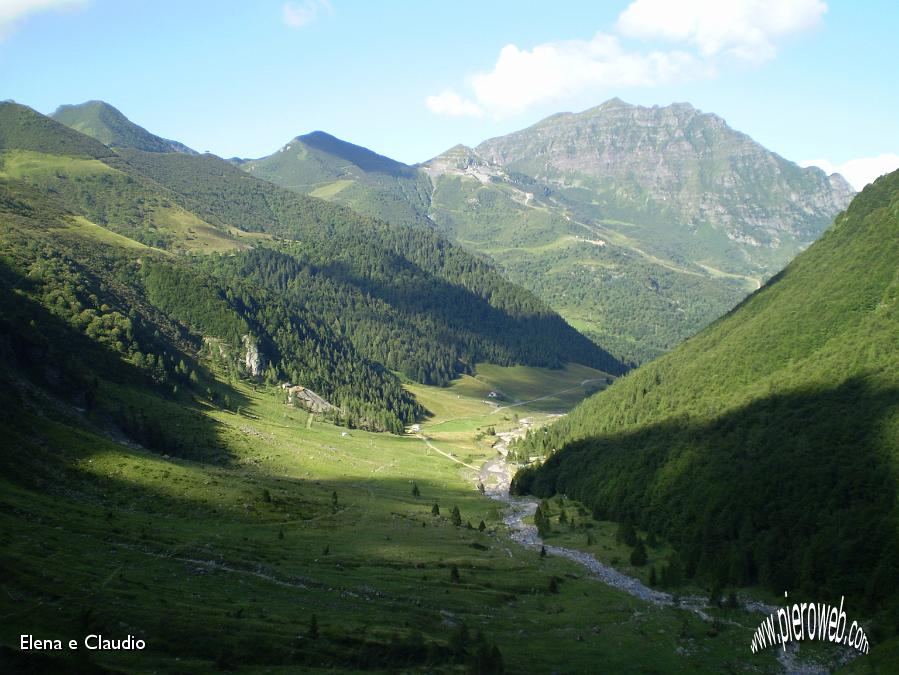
[[475, 99, 854, 244]]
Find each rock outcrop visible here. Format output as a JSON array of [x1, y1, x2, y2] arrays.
[[281, 384, 334, 413], [242, 335, 263, 377], [475, 98, 855, 249]]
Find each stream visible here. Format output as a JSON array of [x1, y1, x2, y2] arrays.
[[476, 422, 841, 674]]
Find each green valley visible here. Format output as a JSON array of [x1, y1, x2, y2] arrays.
[[511, 169, 899, 668], [6, 3, 898, 672]]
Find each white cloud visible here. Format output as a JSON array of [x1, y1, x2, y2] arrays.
[[426, 0, 827, 118], [282, 0, 332, 29], [467, 33, 705, 119], [616, 0, 827, 64], [425, 90, 483, 118], [0, 0, 89, 39], [800, 154, 899, 191]]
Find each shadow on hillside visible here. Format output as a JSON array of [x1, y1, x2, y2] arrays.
[[300, 131, 419, 179], [0, 259, 249, 466], [513, 377, 899, 610], [0, 448, 508, 671], [314, 255, 622, 376]]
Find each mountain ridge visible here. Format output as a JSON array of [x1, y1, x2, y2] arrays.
[[240, 97, 855, 364], [475, 98, 854, 240], [52, 100, 197, 154]]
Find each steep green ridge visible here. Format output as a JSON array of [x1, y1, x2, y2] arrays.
[[0, 175, 421, 432], [52, 100, 197, 154], [242, 100, 853, 365], [241, 130, 433, 228], [0, 101, 113, 158], [106, 148, 621, 379], [511, 171, 899, 635]]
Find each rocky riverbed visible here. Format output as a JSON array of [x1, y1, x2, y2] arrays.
[[478, 422, 844, 674]]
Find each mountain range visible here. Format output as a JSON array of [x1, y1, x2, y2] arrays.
[[235, 98, 854, 364]]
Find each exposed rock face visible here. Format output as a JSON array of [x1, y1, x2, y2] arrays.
[[242, 335, 263, 377], [476, 98, 855, 248], [282, 384, 334, 413], [419, 144, 504, 185]]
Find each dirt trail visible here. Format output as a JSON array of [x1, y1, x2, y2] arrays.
[[416, 434, 479, 470]]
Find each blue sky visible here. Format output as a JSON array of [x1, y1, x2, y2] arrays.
[[2, 0, 897, 187]]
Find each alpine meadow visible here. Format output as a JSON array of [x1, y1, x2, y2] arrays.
[[2, 1, 899, 673]]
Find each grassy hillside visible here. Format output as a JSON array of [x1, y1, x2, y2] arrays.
[[0, 101, 113, 158], [512, 171, 899, 643], [424, 160, 754, 363], [242, 131, 434, 229], [52, 100, 196, 154]]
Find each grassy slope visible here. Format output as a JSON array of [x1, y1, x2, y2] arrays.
[[52, 100, 195, 154], [512, 171, 899, 659], [1, 347, 780, 673], [0, 149, 245, 253], [243, 132, 433, 229], [427, 171, 753, 364]]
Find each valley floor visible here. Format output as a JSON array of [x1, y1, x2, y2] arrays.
[[2, 363, 800, 673]]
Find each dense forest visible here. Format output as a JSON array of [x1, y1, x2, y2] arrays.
[[0, 101, 621, 435], [108, 148, 621, 379], [512, 170, 899, 633]]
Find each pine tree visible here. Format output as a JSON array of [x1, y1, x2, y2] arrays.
[[411, 482, 420, 497], [548, 577, 559, 594], [616, 520, 638, 547], [540, 545, 547, 558], [478, 520, 486, 532], [725, 591, 739, 609], [490, 644, 504, 674], [649, 566, 657, 586], [308, 614, 319, 640], [448, 621, 469, 654], [432, 503, 440, 516], [630, 538, 648, 566], [709, 579, 723, 607], [450, 564, 460, 582], [534, 505, 550, 537], [451, 505, 462, 526]]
